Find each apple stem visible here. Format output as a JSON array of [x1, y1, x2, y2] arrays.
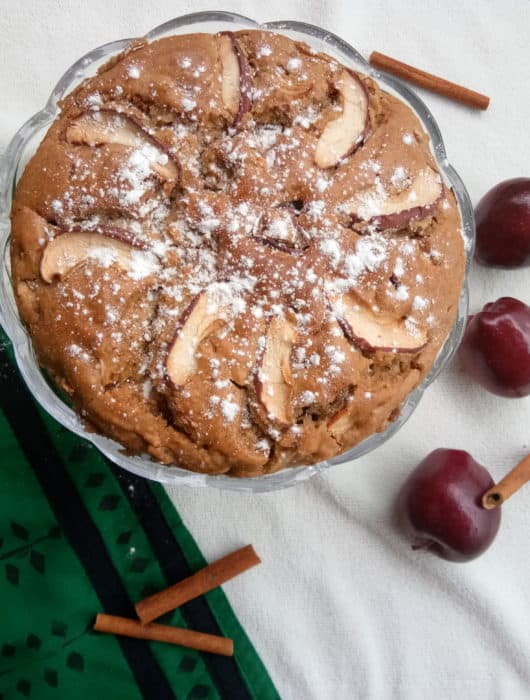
[[482, 453, 530, 509]]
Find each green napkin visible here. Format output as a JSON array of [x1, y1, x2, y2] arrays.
[[0, 331, 279, 700]]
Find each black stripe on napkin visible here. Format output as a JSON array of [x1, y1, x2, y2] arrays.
[[113, 466, 253, 700]]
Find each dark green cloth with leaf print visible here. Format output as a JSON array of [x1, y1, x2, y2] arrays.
[[0, 330, 279, 700]]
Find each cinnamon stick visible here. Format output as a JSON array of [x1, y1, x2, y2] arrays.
[[369, 51, 490, 110], [135, 544, 261, 624], [482, 454, 530, 509], [94, 614, 234, 656]]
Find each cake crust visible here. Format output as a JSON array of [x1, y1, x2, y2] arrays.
[[10, 30, 465, 476]]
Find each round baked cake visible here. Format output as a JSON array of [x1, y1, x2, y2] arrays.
[[10, 30, 465, 476]]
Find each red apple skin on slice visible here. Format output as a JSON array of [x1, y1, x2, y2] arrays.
[[363, 202, 439, 231], [334, 294, 427, 353], [348, 169, 444, 230], [217, 32, 252, 127], [66, 109, 179, 183], [314, 70, 370, 169], [254, 316, 297, 426], [40, 231, 142, 283], [166, 291, 231, 388], [68, 224, 149, 249]]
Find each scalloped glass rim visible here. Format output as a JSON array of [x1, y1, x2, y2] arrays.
[[0, 11, 474, 493]]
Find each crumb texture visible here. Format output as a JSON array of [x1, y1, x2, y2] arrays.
[[10, 30, 465, 476]]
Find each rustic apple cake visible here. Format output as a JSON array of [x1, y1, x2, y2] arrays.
[[10, 30, 465, 476]]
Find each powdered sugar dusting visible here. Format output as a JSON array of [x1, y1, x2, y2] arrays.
[[127, 65, 141, 79], [265, 217, 292, 241], [182, 97, 197, 112], [286, 57, 302, 72], [118, 146, 167, 206], [320, 239, 342, 268], [413, 295, 428, 311], [128, 251, 160, 280], [88, 247, 120, 268], [257, 45, 272, 57], [300, 390, 316, 404], [352, 177, 388, 219], [221, 396, 239, 422], [342, 235, 389, 284]]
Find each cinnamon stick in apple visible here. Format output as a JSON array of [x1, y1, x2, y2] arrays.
[[94, 614, 234, 656], [369, 51, 490, 110], [135, 544, 261, 624], [482, 454, 530, 509]]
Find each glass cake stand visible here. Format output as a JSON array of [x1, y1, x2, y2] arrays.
[[0, 11, 474, 492]]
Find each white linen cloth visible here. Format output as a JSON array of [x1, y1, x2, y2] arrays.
[[2, 2, 529, 697]]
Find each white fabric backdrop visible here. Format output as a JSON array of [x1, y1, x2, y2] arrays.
[[2, 2, 529, 698]]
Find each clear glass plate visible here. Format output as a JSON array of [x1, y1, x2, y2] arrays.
[[0, 11, 474, 492]]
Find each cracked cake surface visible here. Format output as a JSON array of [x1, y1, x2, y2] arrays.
[[10, 30, 465, 476]]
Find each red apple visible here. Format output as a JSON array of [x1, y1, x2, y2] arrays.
[[458, 297, 530, 398], [475, 178, 530, 268], [398, 448, 501, 562]]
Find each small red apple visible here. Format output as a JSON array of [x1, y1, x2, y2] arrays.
[[458, 297, 530, 398], [398, 448, 501, 562], [475, 178, 530, 268]]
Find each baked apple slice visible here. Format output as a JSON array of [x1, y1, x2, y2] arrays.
[[254, 208, 309, 252], [66, 110, 179, 182], [217, 32, 252, 127], [314, 70, 369, 168], [255, 316, 296, 425], [334, 294, 427, 353], [328, 406, 351, 441], [275, 83, 313, 100], [40, 230, 144, 283], [348, 167, 443, 229], [166, 291, 232, 387]]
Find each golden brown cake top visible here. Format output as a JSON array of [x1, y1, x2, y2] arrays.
[[10, 30, 465, 476]]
